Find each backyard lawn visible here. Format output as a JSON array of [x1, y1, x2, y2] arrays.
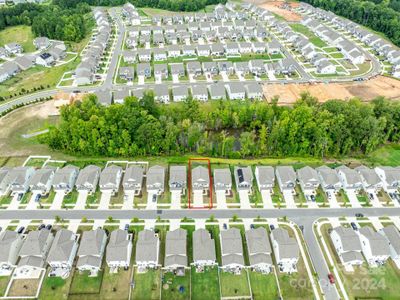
[[0, 276, 9, 297], [249, 271, 280, 300], [39, 274, 72, 300], [191, 267, 220, 300], [99, 267, 132, 299], [289, 23, 327, 48], [161, 271, 190, 300], [219, 270, 251, 298], [0, 25, 35, 52], [69, 270, 103, 295], [131, 269, 161, 300]]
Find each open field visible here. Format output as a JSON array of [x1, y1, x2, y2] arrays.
[[259, 1, 302, 22], [0, 25, 35, 53], [263, 76, 400, 104]]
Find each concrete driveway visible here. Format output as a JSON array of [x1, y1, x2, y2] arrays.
[[7, 194, 20, 210], [74, 191, 88, 210], [50, 191, 65, 210], [193, 190, 203, 207], [238, 190, 251, 209], [368, 192, 382, 207], [327, 192, 340, 208], [283, 190, 296, 208], [26, 194, 39, 210], [216, 191, 227, 209], [146, 192, 157, 210], [99, 191, 112, 209], [346, 190, 361, 208], [261, 190, 274, 208], [170, 191, 181, 209], [122, 192, 134, 210]]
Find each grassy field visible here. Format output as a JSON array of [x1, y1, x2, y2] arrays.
[[99, 266, 132, 299], [39, 273, 72, 300], [249, 271, 280, 300], [290, 23, 327, 48], [0, 25, 35, 52], [161, 271, 190, 300], [131, 269, 161, 300], [219, 270, 251, 298], [0, 276, 9, 297], [69, 270, 103, 295], [191, 267, 220, 300]]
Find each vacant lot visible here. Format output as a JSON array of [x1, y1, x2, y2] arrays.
[[259, 1, 302, 22], [7, 278, 40, 297], [0, 25, 35, 52], [191, 267, 220, 300], [263, 76, 400, 104]]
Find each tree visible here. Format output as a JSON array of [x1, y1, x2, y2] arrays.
[[55, 215, 61, 223]]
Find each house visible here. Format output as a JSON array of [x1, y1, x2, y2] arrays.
[[99, 165, 123, 195], [137, 63, 152, 78], [220, 228, 245, 273], [75, 165, 101, 194], [16, 229, 54, 278], [172, 86, 188, 102], [330, 226, 363, 267], [191, 166, 209, 194], [5, 43, 23, 54], [146, 165, 165, 194], [36, 53, 55, 67], [136, 230, 160, 271], [245, 83, 263, 100], [153, 48, 167, 61], [0, 61, 20, 83], [252, 42, 267, 53], [197, 45, 210, 56], [164, 228, 187, 272], [255, 166, 275, 192], [28, 167, 55, 196], [167, 45, 181, 58], [276, 166, 297, 193], [14, 55, 35, 71], [246, 227, 273, 273], [154, 85, 170, 103], [170, 63, 185, 77], [47, 229, 79, 277], [154, 64, 168, 79], [208, 83, 226, 100], [225, 42, 240, 56], [202, 61, 219, 75], [169, 166, 187, 195], [359, 226, 390, 266], [51, 165, 79, 195], [234, 166, 253, 192], [114, 89, 130, 104], [316, 166, 342, 194], [267, 39, 281, 54], [119, 67, 134, 81], [239, 42, 252, 54], [33, 37, 50, 50], [249, 60, 266, 76], [226, 82, 246, 100], [0, 231, 24, 275], [336, 166, 363, 191], [192, 229, 217, 268], [355, 166, 382, 193], [379, 225, 400, 264], [210, 43, 225, 57], [186, 61, 202, 77], [122, 50, 137, 64], [8, 167, 35, 195], [123, 166, 144, 195], [214, 168, 232, 195], [191, 85, 208, 102], [137, 49, 152, 62], [271, 228, 299, 273], [234, 61, 250, 74], [0, 47, 7, 60], [0, 168, 11, 196], [182, 45, 196, 56], [218, 61, 234, 75], [106, 229, 133, 270], [296, 166, 320, 196], [375, 166, 400, 193], [316, 60, 336, 74], [76, 228, 107, 274]]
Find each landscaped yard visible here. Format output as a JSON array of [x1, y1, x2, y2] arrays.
[[99, 267, 132, 299], [69, 270, 103, 295], [161, 271, 190, 300], [0, 25, 36, 52], [0, 276, 9, 297], [39, 273, 72, 300], [131, 269, 161, 300], [191, 267, 220, 300], [249, 271, 280, 300], [219, 270, 251, 298]]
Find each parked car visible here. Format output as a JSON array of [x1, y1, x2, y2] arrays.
[[328, 273, 335, 284], [250, 224, 255, 229], [152, 194, 157, 203], [38, 224, 45, 230], [355, 213, 364, 218], [124, 224, 130, 231], [350, 222, 358, 231], [17, 227, 25, 234], [223, 223, 227, 230], [270, 224, 275, 231], [46, 224, 52, 230], [35, 194, 41, 202], [17, 193, 23, 201], [310, 195, 316, 202]]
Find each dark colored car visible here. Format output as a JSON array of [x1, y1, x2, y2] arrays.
[[328, 273, 335, 284], [350, 222, 358, 231], [270, 224, 275, 231], [17, 226, 25, 234], [355, 213, 364, 218], [223, 223, 227, 230], [46, 224, 52, 230], [38, 224, 45, 230]]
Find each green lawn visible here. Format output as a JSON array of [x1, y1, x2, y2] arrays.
[[289, 23, 327, 48], [365, 144, 400, 166], [0, 25, 35, 52], [69, 270, 103, 295], [39, 274, 72, 300], [191, 267, 220, 300], [219, 270, 251, 298], [131, 269, 161, 300], [249, 271, 280, 300], [0, 276, 9, 297], [99, 266, 132, 300], [161, 271, 190, 300]]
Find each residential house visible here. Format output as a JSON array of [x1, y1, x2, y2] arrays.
[[214, 168, 232, 195], [95, 89, 112, 106], [249, 59, 266, 76], [246, 227, 273, 273], [296, 166, 320, 196], [47, 229, 79, 277], [245, 83, 263, 100], [191, 166, 209, 194], [135, 230, 160, 271], [191, 85, 208, 102], [330, 226, 363, 267], [255, 166, 275, 192], [336, 166, 363, 191], [36, 53, 55, 67], [359, 226, 390, 266], [197, 45, 210, 56], [169, 166, 187, 195], [226, 82, 246, 100], [146, 165, 165, 194], [114, 89, 130, 104], [271, 228, 299, 273], [164, 228, 187, 272], [137, 63, 152, 78], [220, 228, 245, 273], [8, 167, 35, 195], [5, 43, 22, 54], [234, 61, 250, 74], [123, 166, 144, 195], [276, 166, 297, 193], [51, 165, 79, 194], [153, 48, 167, 61], [379, 225, 400, 264], [0, 231, 24, 275], [172, 86, 188, 102], [234, 166, 253, 192], [154, 85, 170, 104], [316, 166, 342, 194], [99, 165, 122, 195], [75, 165, 101, 194], [167, 45, 181, 58], [192, 229, 216, 268], [218, 61, 234, 75], [225, 42, 240, 56], [33, 37, 50, 50], [106, 229, 133, 269], [76, 228, 108, 274], [0, 168, 11, 196], [119, 67, 135, 81], [355, 166, 383, 193], [186, 61, 202, 77], [375, 166, 400, 193], [208, 83, 226, 100], [202, 61, 219, 75], [154, 64, 168, 80], [28, 167, 55, 196], [170, 63, 185, 77], [138, 49, 152, 62]]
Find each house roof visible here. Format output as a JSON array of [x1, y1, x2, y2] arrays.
[[191, 85, 208, 97], [165, 228, 187, 267], [136, 229, 159, 263], [246, 227, 272, 266], [276, 166, 296, 183], [169, 166, 187, 187], [271, 228, 299, 259], [359, 226, 390, 256], [193, 229, 216, 262], [331, 226, 362, 252], [297, 166, 319, 184], [227, 82, 246, 94], [0, 230, 22, 263], [381, 225, 400, 254], [355, 166, 381, 186], [8, 167, 33, 186], [123, 166, 144, 187], [376, 166, 400, 185], [76, 255, 102, 268], [246, 82, 262, 95], [47, 229, 76, 262], [214, 168, 232, 186], [28, 167, 55, 187], [221, 228, 244, 266], [77, 228, 106, 256], [52, 165, 79, 186], [336, 165, 362, 185], [255, 166, 274, 185], [316, 166, 341, 186], [146, 165, 165, 187], [19, 229, 52, 257], [341, 251, 363, 263], [208, 83, 226, 98], [75, 165, 100, 187], [173, 86, 188, 97], [106, 229, 130, 262], [17, 256, 45, 268], [192, 166, 209, 185], [99, 165, 122, 187]]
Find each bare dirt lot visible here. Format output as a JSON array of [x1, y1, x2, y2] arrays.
[[7, 278, 40, 297], [258, 1, 302, 22], [263, 76, 400, 104]]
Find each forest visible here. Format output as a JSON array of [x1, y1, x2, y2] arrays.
[[0, 3, 91, 42], [303, 0, 400, 47], [42, 93, 400, 159], [53, 0, 226, 12]]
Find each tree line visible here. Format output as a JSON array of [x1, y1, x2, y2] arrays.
[[42, 93, 400, 159], [303, 0, 400, 47], [0, 3, 91, 42], [53, 0, 226, 12]]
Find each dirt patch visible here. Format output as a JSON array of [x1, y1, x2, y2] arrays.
[[263, 76, 400, 104], [7, 278, 40, 297], [258, 1, 302, 22]]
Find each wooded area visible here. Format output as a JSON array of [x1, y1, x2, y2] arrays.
[[43, 93, 400, 159], [0, 3, 91, 42], [303, 0, 400, 47]]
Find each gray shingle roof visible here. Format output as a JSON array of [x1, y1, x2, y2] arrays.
[[136, 230, 159, 263], [271, 228, 299, 260], [381, 225, 400, 254], [355, 166, 381, 186], [99, 165, 122, 187], [169, 166, 187, 189], [193, 229, 216, 262], [316, 166, 341, 186], [52, 165, 79, 187], [106, 229, 130, 262], [47, 229, 76, 262], [221, 228, 244, 266], [359, 226, 390, 256], [123, 166, 144, 189], [331, 226, 362, 252], [214, 168, 232, 187], [276, 166, 296, 184], [75, 165, 101, 188], [165, 228, 187, 267], [256, 166, 275, 186], [19, 229, 52, 257], [0, 230, 21, 264], [77, 228, 106, 256]]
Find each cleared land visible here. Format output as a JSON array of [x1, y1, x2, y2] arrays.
[[263, 76, 400, 104], [0, 25, 35, 53], [259, 1, 302, 22]]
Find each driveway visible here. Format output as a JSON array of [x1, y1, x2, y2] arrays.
[[327, 192, 340, 208], [192, 190, 203, 207], [67, 219, 81, 233], [172, 74, 179, 83], [346, 190, 361, 208], [368, 192, 382, 207], [195, 218, 206, 229], [99, 191, 112, 209], [261, 190, 274, 208], [144, 219, 156, 229], [170, 219, 180, 230], [170, 191, 181, 209], [138, 75, 145, 85], [216, 190, 227, 209], [283, 190, 296, 208], [122, 192, 134, 210], [221, 71, 229, 82], [146, 192, 157, 210], [26, 193, 39, 210], [7, 194, 20, 210], [50, 191, 65, 210], [74, 191, 88, 210], [238, 190, 251, 209]]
